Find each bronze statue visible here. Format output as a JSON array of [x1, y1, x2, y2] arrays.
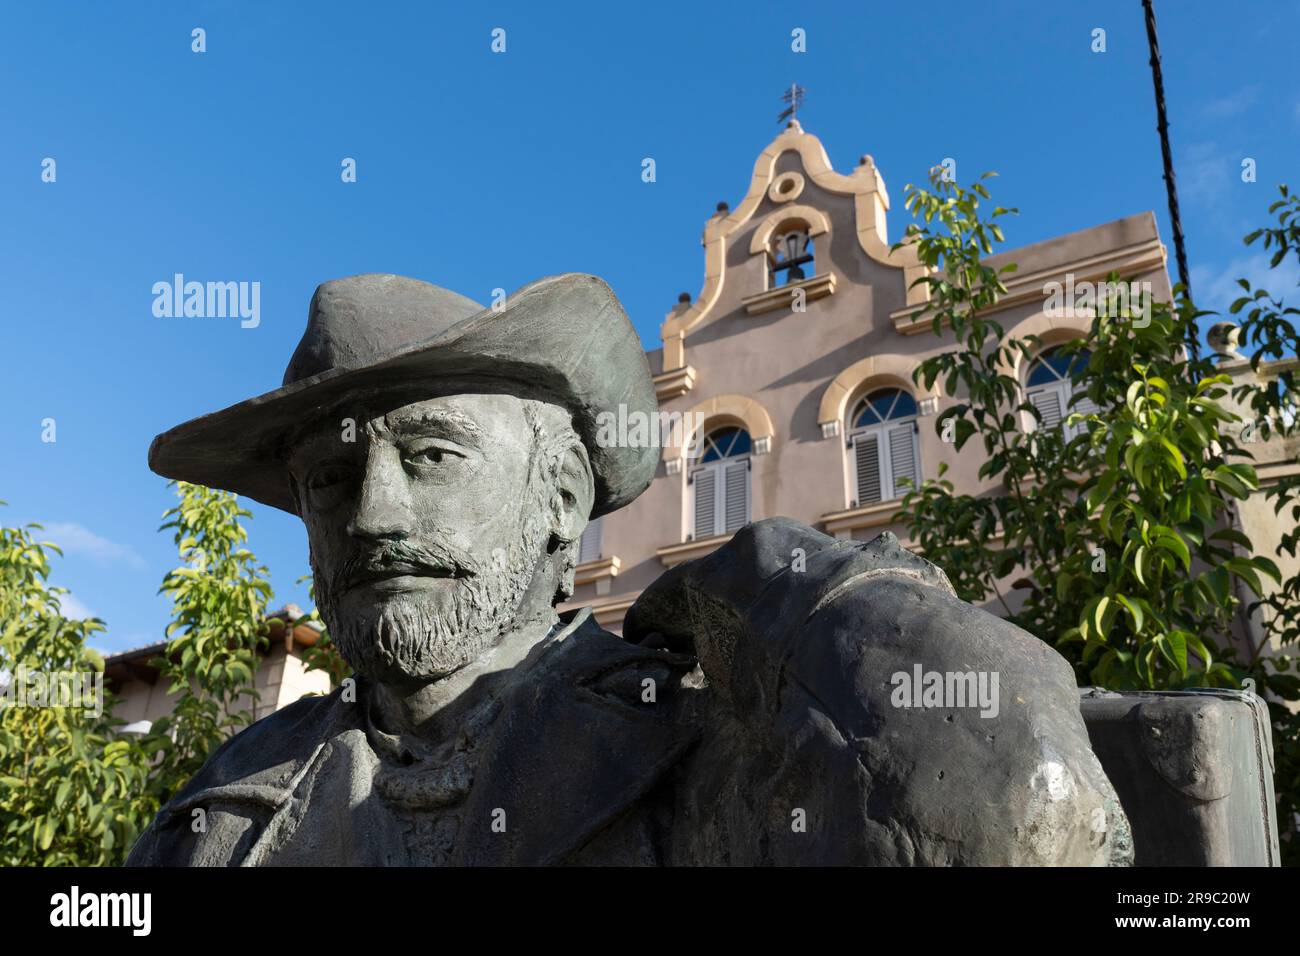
[[127, 273, 1130, 866]]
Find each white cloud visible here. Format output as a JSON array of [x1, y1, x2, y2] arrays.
[[57, 592, 96, 620], [1201, 85, 1260, 121], [40, 521, 146, 570], [1192, 252, 1300, 319], [1180, 142, 1233, 210]]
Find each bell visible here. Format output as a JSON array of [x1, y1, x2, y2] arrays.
[[782, 231, 806, 261]]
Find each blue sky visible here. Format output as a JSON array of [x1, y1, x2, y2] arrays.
[[2, 0, 1297, 654]]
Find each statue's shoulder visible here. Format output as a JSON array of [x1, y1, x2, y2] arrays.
[[186, 687, 355, 793], [125, 687, 358, 866], [540, 607, 701, 709], [702, 516, 958, 604], [624, 519, 1126, 865], [624, 517, 960, 666]]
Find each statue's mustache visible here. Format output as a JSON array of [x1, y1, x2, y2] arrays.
[[332, 538, 479, 595]]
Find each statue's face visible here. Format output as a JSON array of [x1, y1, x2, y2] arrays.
[[289, 393, 559, 684]]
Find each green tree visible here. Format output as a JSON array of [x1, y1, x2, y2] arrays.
[[1227, 185, 1300, 861], [141, 482, 272, 806], [0, 509, 153, 865], [1, 481, 277, 865], [892, 170, 1298, 861]]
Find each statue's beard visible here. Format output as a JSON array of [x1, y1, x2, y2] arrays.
[[313, 499, 554, 683]]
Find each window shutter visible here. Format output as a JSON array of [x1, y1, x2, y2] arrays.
[[1072, 390, 1100, 417], [578, 516, 602, 563], [854, 433, 882, 505], [723, 460, 750, 533], [692, 468, 717, 539], [1028, 387, 1063, 430], [1065, 389, 1099, 440], [887, 424, 917, 496]]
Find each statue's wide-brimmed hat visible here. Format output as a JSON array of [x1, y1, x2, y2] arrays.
[[148, 273, 660, 518]]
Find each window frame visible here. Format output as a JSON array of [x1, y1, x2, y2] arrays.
[[688, 427, 752, 540], [845, 388, 921, 507], [1024, 346, 1098, 440]]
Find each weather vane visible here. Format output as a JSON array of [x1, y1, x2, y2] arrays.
[[778, 83, 806, 125]]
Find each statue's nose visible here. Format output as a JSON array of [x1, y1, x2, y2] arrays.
[[347, 444, 413, 541]]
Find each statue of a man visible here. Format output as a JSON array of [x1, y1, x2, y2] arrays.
[[127, 273, 1130, 866]]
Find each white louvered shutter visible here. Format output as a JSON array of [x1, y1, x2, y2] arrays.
[[854, 433, 883, 506], [887, 424, 917, 497], [1029, 387, 1064, 430], [692, 468, 717, 539], [578, 516, 602, 563], [1068, 389, 1099, 439], [723, 460, 750, 533], [1072, 390, 1100, 417]]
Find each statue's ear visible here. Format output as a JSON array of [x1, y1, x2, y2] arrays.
[[551, 441, 595, 545]]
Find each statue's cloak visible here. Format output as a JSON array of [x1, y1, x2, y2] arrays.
[[127, 521, 1131, 867]]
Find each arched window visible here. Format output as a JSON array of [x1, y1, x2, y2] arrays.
[[847, 388, 919, 506], [689, 426, 751, 539], [768, 223, 815, 287], [1025, 346, 1098, 439]]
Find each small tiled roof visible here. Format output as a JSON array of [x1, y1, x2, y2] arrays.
[[102, 604, 323, 667]]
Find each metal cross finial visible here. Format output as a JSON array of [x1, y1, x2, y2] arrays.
[[778, 84, 806, 125]]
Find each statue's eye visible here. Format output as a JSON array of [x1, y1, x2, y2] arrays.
[[404, 443, 464, 468], [306, 463, 353, 490]]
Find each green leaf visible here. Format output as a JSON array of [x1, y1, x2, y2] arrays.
[[1207, 466, 1249, 498], [1155, 532, 1191, 571], [1057, 627, 1084, 644], [1225, 558, 1264, 597], [1115, 594, 1144, 635], [1098, 596, 1117, 637], [1209, 528, 1253, 549], [1158, 437, 1187, 479], [38, 817, 55, 851], [1087, 471, 1119, 512], [1166, 630, 1190, 676], [1133, 545, 1149, 586]]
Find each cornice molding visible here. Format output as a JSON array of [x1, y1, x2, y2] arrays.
[[742, 272, 836, 316], [889, 235, 1168, 335], [556, 594, 640, 632], [573, 555, 621, 587], [820, 498, 908, 538], [652, 364, 697, 401], [656, 533, 733, 568]]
